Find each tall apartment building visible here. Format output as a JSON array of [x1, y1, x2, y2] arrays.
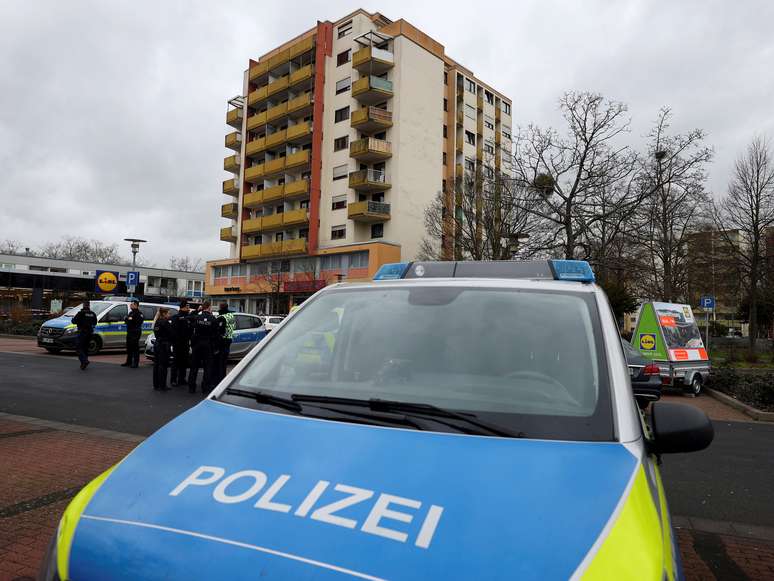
[[207, 9, 512, 314]]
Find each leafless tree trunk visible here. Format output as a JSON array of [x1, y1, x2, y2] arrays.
[[713, 136, 774, 354]]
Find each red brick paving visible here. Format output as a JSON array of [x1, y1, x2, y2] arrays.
[[0, 336, 142, 366], [662, 393, 752, 423]]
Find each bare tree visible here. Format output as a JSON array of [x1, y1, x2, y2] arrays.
[[712, 136, 774, 353], [631, 108, 713, 301], [37, 236, 124, 264], [169, 256, 203, 272], [511, 91, 639, 259], [0, 240, 23, 254]]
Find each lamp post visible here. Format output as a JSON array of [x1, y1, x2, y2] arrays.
[[123, 238, 147, 299]]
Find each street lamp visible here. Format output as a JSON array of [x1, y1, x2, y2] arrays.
[[124, 238, 146, 299]]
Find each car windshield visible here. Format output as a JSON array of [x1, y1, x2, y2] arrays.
[[63, 301, 114, 317], [230, 285, 614, 441]]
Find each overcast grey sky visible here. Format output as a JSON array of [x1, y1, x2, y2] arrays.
[[1, 0, 772, 266]]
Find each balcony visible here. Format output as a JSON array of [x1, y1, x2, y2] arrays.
[[260, 241, 284, 258], [266, 102, 288, 124], [245, 136, 266, 157], [223, 178, 239, 196], [289, 36, 314, 60], [456, 109, 464, 126], [455, 139, 463, 155], [349, 169, 391, 192], [243, 190, 264, 209], [283, 238, 307, 255], [225, 132, 242, 151], [286, 122, 312, 143], [261, 213, 284, 231], [264, 157, 286, 177], [267, 49, 290, 71], [244, 163, 265, 183], [352, 46, 394, 75], [266, 75, 289, 98], [352, 75, 393, 105], [455, 163, 464, 178], [286, 149, 310, 170], [265, 129, 286, 150], [495, 107, 502, 123], [477, 115, 484, 135], [287, 92, 313, 117], [348, 200, 391, 223], [241, 244, 263, 260], [247, 85, 268, 108], [283, 208, 309, 227], [220, 226, 237, 242], [223, 155, 241, 173], [262, 183, 285, 204], [284, 179, 309, 199], [242, 216, 263, 234], [289, 64, 314, 87], [246, 111, 267, 131], [226, 108, 243, 129], [495, 131, 502, 145], [221, 202, 238, 219], [351, 106, 392, 134], [248, 61, 268, 83], [350, 137, 392, 162], [477, 94, 484, 110]]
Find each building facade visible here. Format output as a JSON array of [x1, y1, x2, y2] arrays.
[[208, 9, 512, 314]]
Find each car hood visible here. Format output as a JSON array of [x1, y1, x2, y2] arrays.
[[41, 316, 74, 329], [69, 400, 642, 581]]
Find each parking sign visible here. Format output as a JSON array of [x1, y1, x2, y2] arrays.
[[127, 271, 140, 293], [699, 295, 715, 310]]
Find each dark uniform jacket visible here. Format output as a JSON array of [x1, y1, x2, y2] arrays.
[[171, 311, 193, 343], [72, 309, 98, 335], [191, 311, 218, 346], [154, 318, 174, 344], [125, 309, 144, 338]]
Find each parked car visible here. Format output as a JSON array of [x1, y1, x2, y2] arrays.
[[144, 312, 267, 361], [259, 314, 286, 332], [621, 339, 662, 407]]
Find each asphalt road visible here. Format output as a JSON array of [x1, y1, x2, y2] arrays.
[[1, 345, 773, 529]]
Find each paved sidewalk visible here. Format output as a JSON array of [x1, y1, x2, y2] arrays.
[[661, 393, 751, 422], [0, 336, 132, 366]]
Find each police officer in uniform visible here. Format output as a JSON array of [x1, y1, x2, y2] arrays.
[[188, 301, 218, 394], [214, 302, 236, 384], [122, 299, 144, 368], [152, 308, 173, 391], [72, 300, 98, 370], [170, 300, 193, 386]]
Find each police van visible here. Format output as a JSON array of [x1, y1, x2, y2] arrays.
[[37, 300, 177, 355], [40, 260, 714, 580]]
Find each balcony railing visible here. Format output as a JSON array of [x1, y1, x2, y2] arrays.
[[223, 155, 241, 173], [495, 107, 502, 122], [242, 216, 263, 234], [260, 241, 284, 258], [245, 136, 265, 157], [221, 202, 238, 218], [282, 238, 307, 255], [266, 75, 289, 97], [289, 36, 314, 60], [350, 106, 392, 133], [286, 149, 310, 169], [225, 132, 242, 151], [264, 157, 286, 177], [247, 85, 267, 107], [248, 60, 268, 83], [347, 200, 391, 223], [222, 178, 239, 196], [284, 179, 309, 199], [243, 190, 263, 208], [244, 163, 265, 183], [241, 244, 263, 260], [246, 111, 267, 131], [348, 169, 391, 192], [352, 75, 393, 104], [265, 129, 286, 150], [456, 109, 464, 125], [289, 64, 314, 87], [261, 213, 284, 230], [283, 208, 309, 227], [226, 108, 243, 128], [262, 183, 284, 203], [267, 49, 290, 71], [349, 137, 392, 162], [352, 46, 394, 74], [287, 92, 312, 115], [266, 102, 288, 123], [220, 226, 237, 242], [286, 122, 312, 142]]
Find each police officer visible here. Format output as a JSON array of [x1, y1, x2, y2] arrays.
[[188, 301, 218, 394], [122, 299, 144, 368], [72, 300, 97, 370], [214, 302, 236, 384], [170, 300, 193, 387], [153, 308, 173, 391]]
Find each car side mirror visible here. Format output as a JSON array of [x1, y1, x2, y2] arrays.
[[650, 402, 714, 454]]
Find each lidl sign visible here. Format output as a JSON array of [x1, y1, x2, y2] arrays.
[[95, 270, 119, 293], [639, 333, 657, 351]]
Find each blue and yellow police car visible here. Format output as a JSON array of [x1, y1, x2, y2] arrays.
[[39, 260, 713, 580]]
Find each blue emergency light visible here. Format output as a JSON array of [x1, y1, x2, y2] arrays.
[[373, 260, 595, 283]]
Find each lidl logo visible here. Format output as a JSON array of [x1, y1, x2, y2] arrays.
[[639, 333, 657, 351], [95, 270, 119, 293]]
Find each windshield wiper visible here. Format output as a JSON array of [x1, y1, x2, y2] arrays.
[[223, 388, 302, 412], [292, 395, 523, 438]]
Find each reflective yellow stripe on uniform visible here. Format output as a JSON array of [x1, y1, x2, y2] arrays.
[[580, 465, 667, 581], [57, 465, 116, 580]]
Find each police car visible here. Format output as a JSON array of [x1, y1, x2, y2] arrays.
[[37, 300, 176, 355], [39, 260, 713, 581]]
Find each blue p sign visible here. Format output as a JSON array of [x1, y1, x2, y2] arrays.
[[127, 271, 140, 287], [700, 295, 715, 309]]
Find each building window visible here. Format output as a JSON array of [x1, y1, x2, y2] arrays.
[[335, 77, 350, 94], [333, 164, 349, 180], [465, 131, 475, 145], [334, 106, 350, 123], [442, 179, 447, 193], [275, 232, 284, 242], [443, 125, 447, 138], [332, 194, 347, 210], [300, 228, 309, 239], [503, 102, 511, 115], [351, 251, 369, 269], [443, 152, 447, 165], [484, 166, 494, 179], [444, 71, 448, 85], [466, 78, 476, 93], [337, 21, 352, 38], [443, 98, 448, 112], [502, 127, 512, 140], [485, 118, 494, 130], [337, 50, 351, 66], [371, 223, 384, 239], [465, 157, 475, 172], [331, 225, 346, 240], [484, 141, 494, 154], [465, 104, 476, 120], [485, 90, 494, 105], [334, 136, 349, 151]]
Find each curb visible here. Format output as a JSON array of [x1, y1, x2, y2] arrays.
[[672, 515, 774, 542], [0, 411, 145, 443], [0, 333, 36, 340], [706, 388, 774, 422]]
